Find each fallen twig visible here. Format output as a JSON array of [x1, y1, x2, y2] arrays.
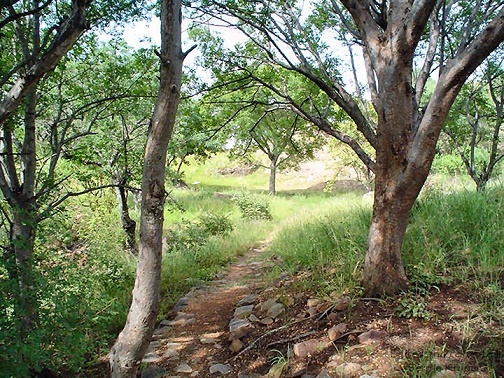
[[231, 311, 323, 361], [360, 297, 385, 303], [265, 330, 317, 348], [317, 304, 335, 321], [232, 323, 291, 361]]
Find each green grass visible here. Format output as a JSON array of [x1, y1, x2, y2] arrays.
[[266, 185, 504, 293], [403, 187, 504, 282], [180, 154, 270, 191], [267, 196, 371, 295]]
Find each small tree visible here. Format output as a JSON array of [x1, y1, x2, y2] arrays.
[[231, 107, 323, 195], [444, 57, 504, 191], [197, 56, 327, 194]]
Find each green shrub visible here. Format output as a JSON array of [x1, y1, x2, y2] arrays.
[[165, 212, 234, 254], [234, 194, 273, 220], [431, 153, 464, 175], [199, 212, 234, 236], [395, 292, 432, 320]]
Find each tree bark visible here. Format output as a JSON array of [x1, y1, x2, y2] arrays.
[[268, 156, 278, 195], [109, 1, 187, 376], [114, 180, 138, 255], [364, 189, 414, 295]]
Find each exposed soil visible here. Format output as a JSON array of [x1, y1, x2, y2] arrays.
[[139, 239, 504, 378]]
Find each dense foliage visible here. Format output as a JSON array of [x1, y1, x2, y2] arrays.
[[0, 195, 135, 376]]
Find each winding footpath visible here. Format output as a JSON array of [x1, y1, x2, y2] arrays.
[[140, 240, 274, 378]]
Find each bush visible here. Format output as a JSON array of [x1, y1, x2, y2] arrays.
[[164, 212, 234, 254], [431, 153, 463, 175], [199, 212, 234, 236], [234, 194, 273, 221]]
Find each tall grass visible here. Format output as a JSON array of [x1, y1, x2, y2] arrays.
[[268, 198, 371, 295], [403, 187, 504, 283], [269, 187, 504, 295]]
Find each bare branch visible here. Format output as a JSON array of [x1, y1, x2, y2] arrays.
[[330, 0, 361, 40], [38, 184, 118, 222], [414, 11, 440, 115]]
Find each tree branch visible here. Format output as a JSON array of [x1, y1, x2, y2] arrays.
[[0, 0, 90, 126]]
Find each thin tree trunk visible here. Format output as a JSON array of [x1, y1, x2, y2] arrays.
[[114, 181, 138, 255], [109, 1, 188, 376], [268, 157, 278, 195], [12, 86, 39, 332], [11, 200, 38, 335]]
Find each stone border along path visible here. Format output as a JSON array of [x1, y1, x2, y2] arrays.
[[140, 238, 280, 378]]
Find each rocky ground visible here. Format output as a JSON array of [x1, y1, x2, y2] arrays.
[[136, 236, 503, 378]]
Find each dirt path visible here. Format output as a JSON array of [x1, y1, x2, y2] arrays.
[[140, 240, 275, 377]]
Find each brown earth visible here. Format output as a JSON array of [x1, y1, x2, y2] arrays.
[[136, 239, 504, 378]]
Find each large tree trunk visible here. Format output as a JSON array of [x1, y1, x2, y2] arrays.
[[360, 39, 418, 294], [109, 1, 187, 376], [364, 188, 416, 295]]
